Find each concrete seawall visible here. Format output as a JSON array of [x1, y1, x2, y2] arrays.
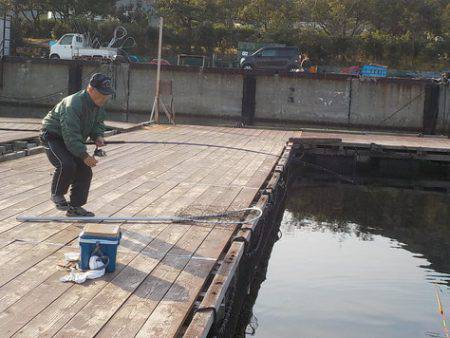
[[0, 57, 448, 134], [255, 76, 351, 125]]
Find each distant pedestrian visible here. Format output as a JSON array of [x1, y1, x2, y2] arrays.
[[300, 53, 313, 72], [439, 71, 449, 85]]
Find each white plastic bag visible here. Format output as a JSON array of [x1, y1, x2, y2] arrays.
[[60, 255, 105, 284]]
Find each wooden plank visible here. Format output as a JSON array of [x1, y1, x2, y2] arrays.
[[0, 131, 38, 144], [135, 227, 233, 338], [0, 134, 148, 199], [0, 129, 212, 235], [0, 239, 14, 249], [38, 187, 213, 336], [0, 227, 80, 288], [0, 156, 188, 283], [0, 174, 186, 336], [0, 241, 36, 265], [104, 120, 139, 131], [12, 225, 166, 338], [130, 182, 247, 337], [0, 177, 178, 285], [0, 245, 74, 314], [1, 224, 169, 337], [0, 125, 298, 338], [0, 118, 138, 133], [83, 181, 241, 336], [11, 158, 216, 336], [0, 173, 159, 240], [82, 226, 211, 338], [47, 224, 190, 338], [0, 180, 180, 317], [184, 240, 245, 338], [0, 127, 220, 211], [300, 131, 450, 152]]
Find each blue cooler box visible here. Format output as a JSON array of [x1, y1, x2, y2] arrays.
[[79, 224, 121, 273]]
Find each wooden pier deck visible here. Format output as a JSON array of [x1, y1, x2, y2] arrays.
[[300, 130, 450, 151], [298, 130, 450, 162], [0, 124, 298, 337], [0, 130, 38, 144], [0, 117, 138, 144], [1, 119, 450, 337]]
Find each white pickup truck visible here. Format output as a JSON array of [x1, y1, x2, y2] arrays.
[[49, 33, 120, 60]]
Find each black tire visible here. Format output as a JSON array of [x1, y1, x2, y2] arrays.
[[242, 64, 254, 71], [113, 55, 129, 63], [50, 54, 60, 59]]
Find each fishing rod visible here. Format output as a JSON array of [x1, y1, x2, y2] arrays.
[[86, 140, 276, 157], [435, 286, 450, 338]]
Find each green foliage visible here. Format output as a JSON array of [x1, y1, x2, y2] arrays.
[[152, 0, 448, 69], [43, 0, 115, 19], [3, 0, 449, 69]]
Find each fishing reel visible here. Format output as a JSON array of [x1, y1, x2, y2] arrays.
[[94, 146, 107, 157]]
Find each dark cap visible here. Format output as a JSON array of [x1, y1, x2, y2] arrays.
[[89, 73, 115, 95]]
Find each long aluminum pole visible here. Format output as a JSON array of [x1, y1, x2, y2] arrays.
[[154, 16, 163, 123], [16, 207, 263, 225]]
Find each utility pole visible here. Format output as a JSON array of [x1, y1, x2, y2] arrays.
[[149, 17, 174, 125], [150, 17, 164, 123]]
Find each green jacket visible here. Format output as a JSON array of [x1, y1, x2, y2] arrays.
[[42, 90, 106, 159]]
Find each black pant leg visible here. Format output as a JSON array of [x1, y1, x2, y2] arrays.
[[69, 157, 93, 207], [45, 139, 76, 197]]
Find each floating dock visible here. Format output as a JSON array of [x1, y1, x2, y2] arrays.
[[0, 121, 449, 337], [0, 117, 139, 162], [0, 124, 298, 337]]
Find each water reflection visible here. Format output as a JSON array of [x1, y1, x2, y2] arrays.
[[248, 184, 450, 338], [286, 184, 450, 280]]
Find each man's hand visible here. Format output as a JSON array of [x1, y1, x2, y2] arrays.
[[95, 137, 105, 147], [84, 155, 98, 168]]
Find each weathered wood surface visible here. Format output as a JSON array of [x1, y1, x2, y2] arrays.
[[0, 130, 39, 144], [0, 124, 298, 337], [0, 118, 138, 144], [300, 131, 450, 152]]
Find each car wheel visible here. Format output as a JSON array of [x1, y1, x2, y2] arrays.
[[113, 55, 129, 63], [243, 64, 254, 71], [50, 54, 60, 59]]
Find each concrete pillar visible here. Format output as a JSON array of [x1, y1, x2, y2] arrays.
[[241, 75, 256, 126], [422, 83, 440, 135], [68, 62, 83, 95]]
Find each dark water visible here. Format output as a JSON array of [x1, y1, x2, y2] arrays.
[[250, 184, 450, 338]]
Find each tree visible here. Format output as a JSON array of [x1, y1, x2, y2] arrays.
[[1, 0, 448, 69], [43, 0, 115, 20], [0, 0, 47, 26], [365, 0, 444, 67], [155, 0, 216, 52], [238, 0, 299, 37], [302, 0, 370, 38]]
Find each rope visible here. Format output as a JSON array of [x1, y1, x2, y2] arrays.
[[91, 243, 110, 270], [216, 275, 238, 337], [195, 306, 217, 330], [299, 160, 357, 184]]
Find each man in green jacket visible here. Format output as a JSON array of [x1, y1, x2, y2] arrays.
[[41, 73, 114, 217]]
